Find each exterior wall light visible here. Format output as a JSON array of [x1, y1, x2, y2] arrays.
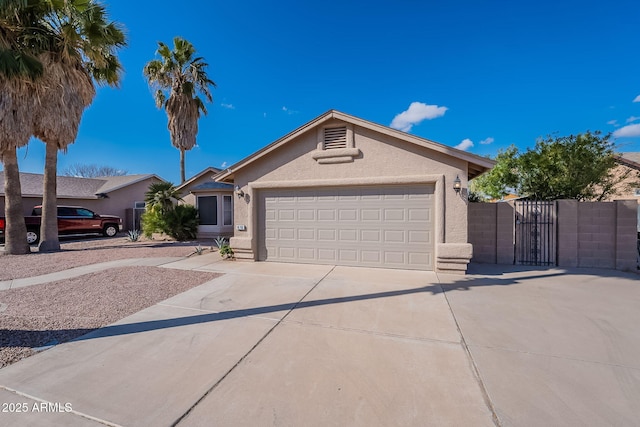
[[235, 185, 245, 199], [453, 175, 462, 193]]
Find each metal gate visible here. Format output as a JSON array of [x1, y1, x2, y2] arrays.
[[515, 200, 556, 266]]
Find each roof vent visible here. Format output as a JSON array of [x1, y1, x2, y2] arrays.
[[323, 126, 348, 150]]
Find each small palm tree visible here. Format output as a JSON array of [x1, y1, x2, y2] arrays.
[[144, 37, 216, 183], [144, 182, 182, 215]]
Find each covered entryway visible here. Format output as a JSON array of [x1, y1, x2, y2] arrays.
[[258, 185, 435, 270]]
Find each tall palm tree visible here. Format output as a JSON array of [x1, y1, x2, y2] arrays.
[[0, 0, 47, 255], [33, 0, 125, 252], [144, 37, 215, 184]]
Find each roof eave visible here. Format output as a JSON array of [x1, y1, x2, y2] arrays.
[[215, 109, 496, 183]]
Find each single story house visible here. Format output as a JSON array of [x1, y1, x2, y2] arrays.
[[0, 172, 165, 231], [215, 110, 494, 274], [176, 167, 234, 239]]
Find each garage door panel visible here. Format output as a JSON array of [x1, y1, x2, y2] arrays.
[[260, 185, 434, 270], [317, 210, 336, 221]]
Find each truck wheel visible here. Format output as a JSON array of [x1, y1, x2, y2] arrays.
[[103, 224, 118, 237], [26, 229, 40, 244]]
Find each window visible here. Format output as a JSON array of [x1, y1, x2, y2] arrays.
[[198, 196, 217, 225], [223, 195, 233, 226], [134, 201, 146, 209], [323, 126, 347, 150], [634, 188, 640, 197], [75, 208, 95, 218]]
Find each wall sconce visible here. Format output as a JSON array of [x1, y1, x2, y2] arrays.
[[235, 185, 245, 199], [453, 175, 462, 194]]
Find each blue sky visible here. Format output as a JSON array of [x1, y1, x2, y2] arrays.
[[12, 0, 640, 184]]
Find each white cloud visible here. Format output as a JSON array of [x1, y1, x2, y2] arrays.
[[479, 137, 494, 145], [455, 138, 474, 151], [220, 161, 228, 168], [221, 103, 235, 110], [626, 116, 640, 123], [607, 119, 619, 126], [633, 95, 640, 102], [613, 123, 640, 138], [282, 106, 298, 115], [390, 102, 448, 132]]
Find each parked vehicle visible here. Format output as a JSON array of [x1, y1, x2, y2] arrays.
[[0, 206, 123, 244]]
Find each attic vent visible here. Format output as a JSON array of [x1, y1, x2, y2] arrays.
[[323, 126, 348, 150]]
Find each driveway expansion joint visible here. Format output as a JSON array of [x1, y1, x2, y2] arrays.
[[437, 272, 502, 427], [170, 265, 338, 427], [280, 318, 462, 345], [466, 343, 640, 371]]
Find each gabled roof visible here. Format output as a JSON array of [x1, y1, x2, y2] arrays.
[[216, 110, 495, 183], [175, 167, 222, 192], [616, 153, 640, 171], [0, 172, 165, 199]]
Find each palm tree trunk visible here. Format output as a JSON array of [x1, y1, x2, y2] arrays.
[[1, 147, 30, 255], [180, 147, 186, 183], [38, 142, 60, 252]]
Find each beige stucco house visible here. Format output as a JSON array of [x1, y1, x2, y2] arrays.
[[176, 167, 234, 239], [215, 110, 494, 274], [0, 172, 165, 231]]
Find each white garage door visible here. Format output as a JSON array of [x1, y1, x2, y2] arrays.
[[258, 185, 435, 270]]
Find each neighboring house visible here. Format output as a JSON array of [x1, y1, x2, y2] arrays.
[[614, 153, 640, 233], [215, 110, 494, 274], [176, 167, 234, 239], [0, 172, 166, 231], [613, 153, 640, 201]]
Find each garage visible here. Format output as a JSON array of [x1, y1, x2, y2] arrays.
[[258, 185, 434, 270], [215, 110, 494, 273]]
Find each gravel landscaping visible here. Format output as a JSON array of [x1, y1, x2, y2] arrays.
[[0, 236, 215, 280], [0, 237, 222, 368]]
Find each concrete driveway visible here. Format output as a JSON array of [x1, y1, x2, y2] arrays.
[[0, 256, 638, 426]]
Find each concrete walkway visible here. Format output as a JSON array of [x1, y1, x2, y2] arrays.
[[0, 256, 639, 426]]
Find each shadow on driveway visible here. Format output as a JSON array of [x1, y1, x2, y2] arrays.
[[1, 267, 573, 348]]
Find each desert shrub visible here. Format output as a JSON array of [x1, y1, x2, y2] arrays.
[[163, 204, 198, 241], [141, 208, 165, 238]]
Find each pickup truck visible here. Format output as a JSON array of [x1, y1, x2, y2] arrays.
[[0, 205, 123, 244]]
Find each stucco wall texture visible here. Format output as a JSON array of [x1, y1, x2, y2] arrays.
[[229, 118, 474, 273]]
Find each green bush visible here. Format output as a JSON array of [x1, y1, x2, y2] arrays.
[[141, 208, 165, 238], [163, 204, 198, 241]]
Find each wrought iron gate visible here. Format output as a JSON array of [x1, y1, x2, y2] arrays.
[[515, 200, 556, 266]]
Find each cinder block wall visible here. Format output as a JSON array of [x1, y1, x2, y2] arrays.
[[577, 203, 616, 269], [469, 200, 638, 272], [468, 203, 497, 263]]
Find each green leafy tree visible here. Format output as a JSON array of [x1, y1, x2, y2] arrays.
[[471, 131, 627, 201], [143, 37, 216, 183], [469, 146, 519, 201]]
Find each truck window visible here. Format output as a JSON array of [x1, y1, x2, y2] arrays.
[[76, 208, 95, 218]]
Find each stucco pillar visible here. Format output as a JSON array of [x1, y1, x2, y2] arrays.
[[496, 202, 515, 265], [557, 199, 578, 267], [436, 243, 473, 274], [615, 199, 638, 271]]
